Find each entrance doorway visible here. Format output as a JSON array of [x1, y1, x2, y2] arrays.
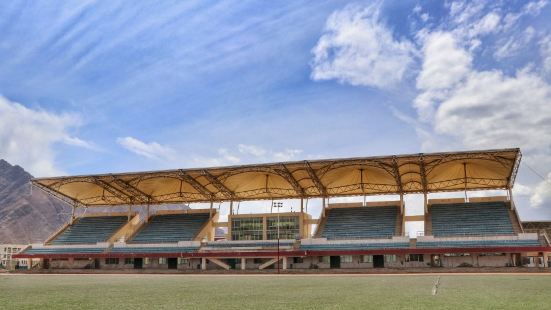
[[94, 259, 100, 269], [330, 256, 341, 268], [373, 255, 384, 268], [226, 259, 237, 270], [431, 255, 442, 267], [134, 258, 143, 269], [167, 258, 178, 269], [43, 259, 50, 269]]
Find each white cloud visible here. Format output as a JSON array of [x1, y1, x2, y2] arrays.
[[116, 136, 174, 160], [273, 149, 302, 162], [414, 32, 471, 121], [530, 173, 551, 207], [540, 35, 551, 74], [494, 27, 536, 60], [0, 96, 90, 176], [310, 4, 415, 89], [238, 144, 266, 157], [217, 148, 241, 165], [503, 0, 548, 29], [413, 31, 551, 207]]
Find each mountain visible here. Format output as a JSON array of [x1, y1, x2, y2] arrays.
[[0, 159, 69, 244]]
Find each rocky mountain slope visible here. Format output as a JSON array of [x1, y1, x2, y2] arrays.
[[0, 159, 69, 243]]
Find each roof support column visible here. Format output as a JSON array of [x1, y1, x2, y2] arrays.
[[400, 193, 404, 214], [423, 193, 428, 214], [209, 201, 214, 219], [230, 201, 234, 216], [146, 202, 150, 223], [127, 205, 132, 221], [70, 204, 76, 221], [300, 198, 304, 213], [508, 187, 515, 210], [463, 162, 469, 202]]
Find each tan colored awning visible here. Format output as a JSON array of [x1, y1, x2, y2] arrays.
[[32, 148, 521, 207]]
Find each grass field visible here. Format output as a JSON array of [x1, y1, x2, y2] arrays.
[[1, 274, 551, 309]]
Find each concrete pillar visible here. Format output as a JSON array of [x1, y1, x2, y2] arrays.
[[27, 258, 32, 270], [201, 258, 207, 270], [282, 257, 287, 270], [241, 258, 246, 270]]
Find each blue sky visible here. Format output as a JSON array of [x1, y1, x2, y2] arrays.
[[1, 1, 551, 221]]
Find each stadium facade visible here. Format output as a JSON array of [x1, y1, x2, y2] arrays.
[[14, 148, 551, 271]]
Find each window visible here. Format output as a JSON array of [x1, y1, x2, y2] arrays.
[[253, 258, 263, 264], [319, 256, 330, 264], [178, 258, 189, 265], [385, 255, 396, 263], [407, 254, 424, 262], [479, 253, 505, 257], [361, 255, 373, 263], [124, 258, 134, 265], [340, 255, 353, 263], [144, 258, 151, 265], [267, 216, 300, 240], [231, 217, 264, 240], [159, 258, 167, 264], [105, 258, 119, 265], [293, 257, 303, 264], [443, 253, 470, 257]]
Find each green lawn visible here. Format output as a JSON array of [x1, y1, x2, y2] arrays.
[[1, 274, 550, 309]]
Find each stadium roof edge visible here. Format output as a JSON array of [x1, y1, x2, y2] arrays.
[[31, 148, 521, 207]]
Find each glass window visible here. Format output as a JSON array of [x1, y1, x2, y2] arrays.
[[385, 255, 396, 263], [340, 255, 353, 263], [159, 258, 167, 264], [178, 258, 189, 265], [319, 256, 330, 263], [407, 254, 424, 262], [266, 216, 300, 240], [124, 258, 134, 265], [293, 257, 303, 264], [105, 258, 119, 265], [231, 217, 264, 240], [144, 258, 150, 265], [361, 255, 373, 263]]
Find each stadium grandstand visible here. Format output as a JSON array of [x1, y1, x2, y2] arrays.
[[13, 148, 551, 271]]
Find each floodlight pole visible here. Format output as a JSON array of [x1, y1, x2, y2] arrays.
[[273, 201, 283, 274]]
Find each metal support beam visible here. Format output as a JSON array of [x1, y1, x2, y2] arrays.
[[305, 161, 327, 196], [279, 164, 305, 197], [419, 155, 428, 195], [92, 177, 133, 204], [178, 170, 214, 200], [202, 170, 235, 200], [392, 156, 404, 202], [110, 176, 153, 204]]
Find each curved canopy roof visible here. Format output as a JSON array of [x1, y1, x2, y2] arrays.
[[32, 148, 521, 207]]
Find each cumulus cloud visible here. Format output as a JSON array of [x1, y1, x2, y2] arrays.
[[530, 173, 551, 207], [0, 96, 91, 176], [238, 144, 266, 157], [414, 32, 472, 121], [540, 35, 551, 74], [413, 30, 551, 207], [310, 4, 415, 88], [116, 137, 174, 160]]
